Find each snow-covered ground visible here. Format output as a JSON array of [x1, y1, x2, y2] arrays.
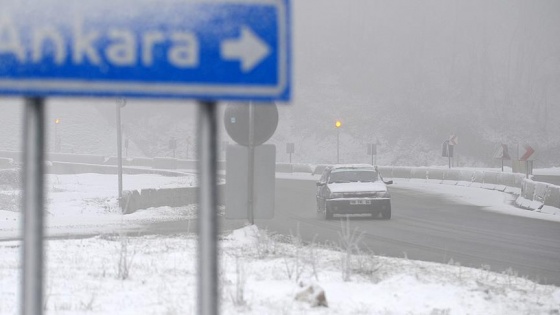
[[0, 173, 198, 238], [0, 173, 559, 314]]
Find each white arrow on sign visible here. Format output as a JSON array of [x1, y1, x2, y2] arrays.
[[221, 26, 271, 73]]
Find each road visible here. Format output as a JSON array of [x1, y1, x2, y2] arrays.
[[252, 178, 560, 286], [2, 175, 558, 285]]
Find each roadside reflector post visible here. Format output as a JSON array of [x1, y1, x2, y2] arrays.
[[197, 101, 219, 315], [21, 97, 46, 315]]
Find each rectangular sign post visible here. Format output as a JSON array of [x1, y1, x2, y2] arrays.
[[519, 144, 535, 178], [367, 143, 377, 165], [225, 145, 276, 220], [1, 2, 290, 315], [286, 142, 295, 163], [493, 144, 511, 172], [442, 140, 454, 168]]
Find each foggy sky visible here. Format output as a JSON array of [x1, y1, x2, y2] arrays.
[[1, 0, 559, 166]]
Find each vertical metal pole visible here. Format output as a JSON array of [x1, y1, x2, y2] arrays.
[[197, 101, 219, 315], [54, 121, 58, 152], [116, 101, 124, 201], [448, 143, 451, 169], [21, 97, 46, 315], [247, 102, 255, 225], [336, 129, 340, 164]]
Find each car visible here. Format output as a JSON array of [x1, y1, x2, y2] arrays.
[[316, 164, 393, 220]]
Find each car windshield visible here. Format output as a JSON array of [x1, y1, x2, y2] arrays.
[[328, 169, 378, 183]]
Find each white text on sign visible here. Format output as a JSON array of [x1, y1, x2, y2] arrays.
[[0, 17, 200, 68]]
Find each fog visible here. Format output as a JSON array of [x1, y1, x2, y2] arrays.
[[288, 0, 560, 166], [1, 2, 560, 312], [1, 0, 559, 167]]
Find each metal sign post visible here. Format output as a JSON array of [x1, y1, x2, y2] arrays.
[[286, 143, 294, 163], [1, 2, 290, 315], [448, 146, 452, 169], [335, 121, 342, 163], [224, 103, 278, 223], [247, 102, 256, 225], [197, 102, 219, 315], [367, 143, 377, 165], [21, 97, 46, 315], [116, 98, 126, 202]]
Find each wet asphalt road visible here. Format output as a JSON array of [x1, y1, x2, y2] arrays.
[[252, 178, 560, 286], [3, 176, 559, 285]]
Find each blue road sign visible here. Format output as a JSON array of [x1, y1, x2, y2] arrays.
[[0, 0, 290, 100]]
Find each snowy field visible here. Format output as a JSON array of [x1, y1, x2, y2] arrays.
[[0, 173, 559, 314], [0, 173, 198, 238]]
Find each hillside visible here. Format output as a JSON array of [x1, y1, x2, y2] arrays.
[[1, 93, 559, 168]]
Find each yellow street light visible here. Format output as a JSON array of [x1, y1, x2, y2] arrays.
[[55, 118, 60, 124], [335, 120, 342, 163]]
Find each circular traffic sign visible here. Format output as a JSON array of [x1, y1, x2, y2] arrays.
[[224, 102, 278, 146]]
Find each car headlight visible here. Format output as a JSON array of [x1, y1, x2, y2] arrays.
[[329, 192, 344, 199], [379, 191, 390, 198]]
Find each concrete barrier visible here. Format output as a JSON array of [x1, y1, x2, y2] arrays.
[[425, 168, 443, 184], [442, 169, 460, 185], [457, 170, 475, 186], [276, 163, 293, 173], [470, 170, 485, 188], [48, 153, 106, 165], [0, 151, 21, 162], [128, 157, 153, 168], [482, 172, 499, 190], [48, 161, 187, 177], [120, 184, 224, 214], [313, 164, 330, 176], [176, 159, 197, 170], [0, 151, 110, 165], [498, 173, 514, 187], [515, 196, 533, 210], [534, 182, 548, 202], [103, 156, 132, 166], [522, 180, 536, 200], [544, 186, 560, 208], [153, 157, 178, 170], [292, 163, 313, 174], [391, 167, 412, 181], [410, 168, 428, 183]]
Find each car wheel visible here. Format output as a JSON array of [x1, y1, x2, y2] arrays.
[[325, 204, 333, 220], [381, 204, 391, 220], [316, 202, 323, 219]]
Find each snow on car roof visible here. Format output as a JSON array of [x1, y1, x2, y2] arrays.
[[330, 164, 377, 171], [332, 164, 375, 170]]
